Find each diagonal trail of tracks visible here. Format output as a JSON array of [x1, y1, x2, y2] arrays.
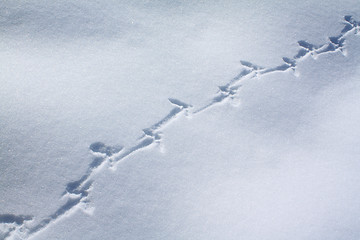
[[1, 15, 359, 240]]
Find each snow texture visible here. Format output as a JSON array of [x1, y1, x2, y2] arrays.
[[0, 3, 360, 240]]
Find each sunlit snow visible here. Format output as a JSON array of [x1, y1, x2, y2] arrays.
[[1, 1, 360, 240]]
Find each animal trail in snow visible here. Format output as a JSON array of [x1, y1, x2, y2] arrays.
[[2, 15, 359, 240], [194, 16, 359, 114]]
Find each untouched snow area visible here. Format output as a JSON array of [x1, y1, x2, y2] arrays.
[[1, 1, 360, 239]]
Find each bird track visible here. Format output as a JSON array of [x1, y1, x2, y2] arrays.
[[1, 15, 359, 240]]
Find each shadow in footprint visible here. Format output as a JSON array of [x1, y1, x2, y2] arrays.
[[90, 142, 123, 156], [65, 174, 89, 194], [0, 214, 32, 225]]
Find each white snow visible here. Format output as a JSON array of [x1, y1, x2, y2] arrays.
[[1, 1, 360, 239]]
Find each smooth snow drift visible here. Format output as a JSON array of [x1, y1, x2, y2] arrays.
[[1, 1, 360, 240]]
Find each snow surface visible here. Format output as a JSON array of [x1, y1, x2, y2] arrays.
[[1, 1, 360, 239]]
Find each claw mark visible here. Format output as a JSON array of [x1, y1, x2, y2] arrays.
[[296, 40, 322, 59], [240, 60, 264, 71], [343, 15, 360, 34], [168, 98, 192, 108], [3, 15, 359, 240]]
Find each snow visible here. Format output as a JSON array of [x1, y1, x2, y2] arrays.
[[1, 1, 360, 239]]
